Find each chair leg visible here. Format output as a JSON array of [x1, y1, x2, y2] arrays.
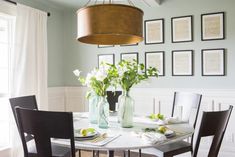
[[107, 150, 114, 157], [78, 149, 81, 157], [139, 149, 141, 157]]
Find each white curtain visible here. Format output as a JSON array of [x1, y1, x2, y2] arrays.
[[10, 4, 48, 157]]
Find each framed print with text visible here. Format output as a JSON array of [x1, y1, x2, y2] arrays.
[[201, 12, 225, 41], [144, 19, 164, 44], [120, 52, 138, 63], [171, 15, 193, 43], [172, 50, 193, 76], [98, 54, 115, 68], [201, 49, 225, 76], [145, 51, 165, 76]]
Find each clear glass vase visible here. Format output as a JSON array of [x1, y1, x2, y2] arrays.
[[118, 90, 134, 128], [98, 96, 109, 128], [88, 92, 100, 124]]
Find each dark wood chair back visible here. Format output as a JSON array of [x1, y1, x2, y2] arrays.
[[107, 91, 122, 111], [15, 107, 76, 157], [9, 95, 38, 142], [193, 105, 233, 157]]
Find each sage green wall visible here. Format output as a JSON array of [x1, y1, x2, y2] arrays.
[[18, 0, 65, 87], [64, 0, 235, 89]]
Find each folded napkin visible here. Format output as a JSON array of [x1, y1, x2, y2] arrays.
[[165, 116, 181, 124], [141, 132, 166, 144]]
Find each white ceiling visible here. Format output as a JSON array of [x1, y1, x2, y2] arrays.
[[35, 0, 161, 10]]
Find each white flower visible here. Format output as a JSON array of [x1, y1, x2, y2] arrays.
[[73, 69, 81, 77], [95, 68, 107, 81], [117, 65, 128, 76]]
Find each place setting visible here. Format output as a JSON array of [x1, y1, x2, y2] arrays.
[[74, 127, 121, 146]]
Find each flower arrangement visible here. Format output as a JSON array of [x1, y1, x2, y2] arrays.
[[73, 64, 117, 97], [112, 60, 158, 92]]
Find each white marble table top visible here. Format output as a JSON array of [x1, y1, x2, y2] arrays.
[[53, 113, 194, 151]]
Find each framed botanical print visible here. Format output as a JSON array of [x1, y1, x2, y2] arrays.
[[144, 19, 164, 44], [201, 12, 225, 41], [172, 50, 193, 76], [98, 45, 114, 48], [98, 54, 115, 68], [145, 51, 165, 76], [171, 15, 193, 43], [201, 49, 225, 76], [120, 52, 138, 63]]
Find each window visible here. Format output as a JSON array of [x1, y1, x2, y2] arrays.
[[0, 13, 15, 148]]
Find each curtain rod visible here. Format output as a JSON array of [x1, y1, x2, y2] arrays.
[[3, 0, 51, 16]]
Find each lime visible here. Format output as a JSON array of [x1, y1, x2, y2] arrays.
[[158, 126, 167, 134], [80, 129, 87, 136], [157, 113, 164, 120]]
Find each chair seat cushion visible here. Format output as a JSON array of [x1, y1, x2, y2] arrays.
[[155, 141, 192, 156], [28, 143, 71, 157]]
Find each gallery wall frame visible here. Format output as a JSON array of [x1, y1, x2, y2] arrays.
[[97, 54, 115, 68], [171, 15, 193, 43], [145, 51, 165, 76], [172, 50, 194, 76], [201, 12, 225, 41], [201, 48, 225, 76], [144, 18, 164, 45], [120, 52, 139, 63]]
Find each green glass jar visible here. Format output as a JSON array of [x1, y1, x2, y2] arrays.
[[98, 96, 109, 128], [118, 90, 134, 128], [88, 92, 100, 124]]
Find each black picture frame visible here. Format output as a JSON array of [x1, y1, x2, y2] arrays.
[[120, 52, 139, 63], [144, 18, 164, 45], [171, 15, 193, 43], [172, 50, 194, 76], [145, 51, 165, 76], [98, 45, 114, 48], [97, 54, 115, 68], [201, 12, 225, 41], [201, 48, 225, 76]]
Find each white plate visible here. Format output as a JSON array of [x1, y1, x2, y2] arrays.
[[75, 129, 98, 138]]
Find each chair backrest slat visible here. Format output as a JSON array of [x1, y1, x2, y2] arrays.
[[172, 92, 202, 128], [15, 107, 76, 157], [9, 95, 38, 156], [193, 106, 233, 157]]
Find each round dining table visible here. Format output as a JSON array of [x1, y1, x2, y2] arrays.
[[53, 113, 194, 157]]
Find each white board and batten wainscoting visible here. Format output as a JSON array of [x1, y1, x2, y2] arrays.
[[48, 87, 235, 157]]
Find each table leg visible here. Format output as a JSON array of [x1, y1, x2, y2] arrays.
[[107, 150, 114, 157], [124, 150, 130, 157]]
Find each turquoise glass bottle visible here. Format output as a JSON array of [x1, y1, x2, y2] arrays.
[[98, 96, 109, 128]]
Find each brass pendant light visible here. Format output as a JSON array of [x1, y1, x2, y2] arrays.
[[77, 0, 144, 45]]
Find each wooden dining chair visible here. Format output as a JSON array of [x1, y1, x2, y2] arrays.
[[153, 105, 233, 157], [9, 95, 79, 157], [15, 107, 76, 157]]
